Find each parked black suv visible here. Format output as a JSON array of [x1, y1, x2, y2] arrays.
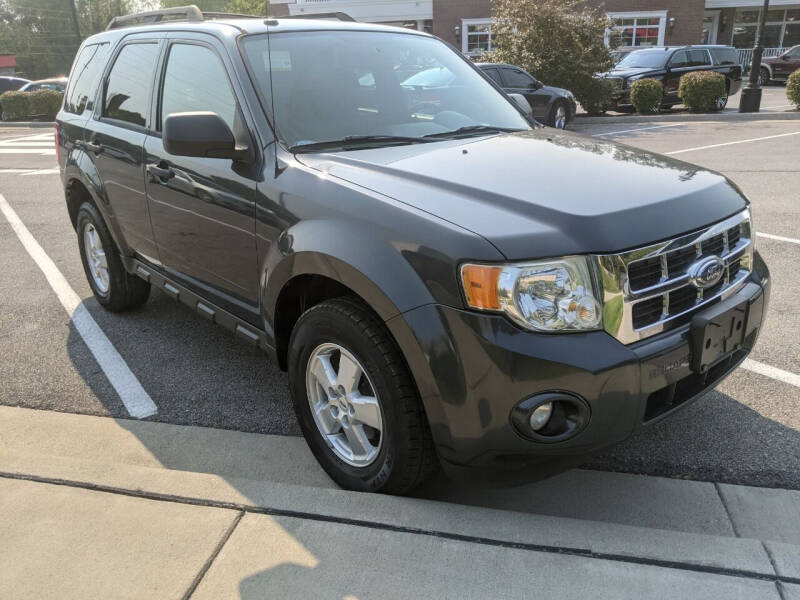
[[602, 45, 742, 110], [57, 8, 769, 494], [477, 63, 576, 129]]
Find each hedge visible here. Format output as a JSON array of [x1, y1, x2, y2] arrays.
[[0, 89, 64, 121], [28, 89, 63, 120], [788, 69, 800, 109], [678, 71, 727, 112], [630, 78, 663, 113], [0, 91, 31, 120], [580, 78, 617, 115]]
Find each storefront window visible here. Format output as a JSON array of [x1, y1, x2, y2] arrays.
[[608, 13, 664, 47], [732, 8, 800, 48]]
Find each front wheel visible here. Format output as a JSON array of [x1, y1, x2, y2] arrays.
[[288, 296, 437, 494], [548, 100, 569, 129], [715, 89, 729, 111]]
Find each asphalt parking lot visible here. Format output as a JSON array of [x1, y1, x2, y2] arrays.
[[1, 117, 798, 490]]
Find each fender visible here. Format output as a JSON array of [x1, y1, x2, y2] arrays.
[[63, 147, 132, 257]]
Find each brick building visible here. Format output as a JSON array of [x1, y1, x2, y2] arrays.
[[270, 0, 800, 63]]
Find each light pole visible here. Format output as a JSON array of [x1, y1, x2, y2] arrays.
[[739, 0, 770, 112]]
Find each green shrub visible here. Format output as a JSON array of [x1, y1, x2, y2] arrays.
[[0, 91, 31, 120], [579, 77, 617, 115], [630, 78, 663, 113], [28, 89, 63, 120], [678, 71, 727, 112], [787, 69, 800, 109]]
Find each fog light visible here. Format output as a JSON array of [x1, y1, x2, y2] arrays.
[[529, 402, 553, 431]]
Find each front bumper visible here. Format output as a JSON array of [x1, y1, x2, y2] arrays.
[[387, 252, 770, 482]]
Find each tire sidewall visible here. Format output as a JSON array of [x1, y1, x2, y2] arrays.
[[77, 206, 112, 302], [288, 307, 404, 492]]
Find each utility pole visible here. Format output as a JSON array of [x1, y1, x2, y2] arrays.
[[739, 0, 770, 112]]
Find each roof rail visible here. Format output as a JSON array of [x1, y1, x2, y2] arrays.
[[106, 5, 202, 30], [276, 12, 356, 22]]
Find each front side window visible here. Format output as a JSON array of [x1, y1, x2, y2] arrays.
[[160, 43, 237, 130], [104, 43, 160, 127], [241, 31, 529, 150], [502, 68, 534, 88], [668, 50, 689, 68]]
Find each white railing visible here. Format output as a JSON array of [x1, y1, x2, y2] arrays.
[[737, 47, 786, 71]]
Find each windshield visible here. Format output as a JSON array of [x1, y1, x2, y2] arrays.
[[241, 31, 530, 150], [616, 49, 670, 69]]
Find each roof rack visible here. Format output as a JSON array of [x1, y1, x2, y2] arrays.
[[106, 4, 262, 31], [276, 12, 356, 22]]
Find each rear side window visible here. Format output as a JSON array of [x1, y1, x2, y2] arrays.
[[711, 47, 739, 66], [688, 49, 711, 67], [104, 42, 160, 127], [65, 43, 110, 115], [160, 43, 237, 131]]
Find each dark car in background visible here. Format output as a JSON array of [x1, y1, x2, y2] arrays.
[[19, 77, 68, 93], [477, 63, 576, 129], [0, 76, 30, 93], [759, 45, 800, 85], [601, 45, 742, 111]]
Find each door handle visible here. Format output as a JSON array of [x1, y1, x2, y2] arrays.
[[84, 141, 103, 154], [147, 162, 175, 183]]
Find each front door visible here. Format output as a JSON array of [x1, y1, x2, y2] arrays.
[[499, 66, 547, 120], [84, 38, 163, 264], [144, 35, 261, 324]]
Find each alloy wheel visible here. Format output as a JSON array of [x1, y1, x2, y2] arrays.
[[305, 343, 383, 467], [554, 105, 567, 129], [83, 222, 109, 294]]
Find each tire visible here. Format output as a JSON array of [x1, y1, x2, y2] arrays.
[[76, 201, 150, 312], [758, 67, 770, 87], [547, 100, 569, 129], [288, 296, 437, 494], [715, 89, 729, 111]]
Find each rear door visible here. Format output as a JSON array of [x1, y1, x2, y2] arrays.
[[143, 33, 261, 323], [84, 36, 164, 263]]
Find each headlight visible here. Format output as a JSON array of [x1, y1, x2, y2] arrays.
[[460, 257, 603, 332]]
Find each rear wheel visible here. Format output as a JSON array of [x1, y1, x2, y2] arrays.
[[758, 67, 770, 86], [76, 202, 150, 312], [288, 296, 437, 494]]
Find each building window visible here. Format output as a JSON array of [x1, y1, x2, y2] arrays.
[[462, 18, 494, 56], [732, 8, 800, 49], [607, 11, 667, 47]]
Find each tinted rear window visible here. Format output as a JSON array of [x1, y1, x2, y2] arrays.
[[65, 43, 110, 115], [711, 47, 740, 66], [103, 42, 160, 127]]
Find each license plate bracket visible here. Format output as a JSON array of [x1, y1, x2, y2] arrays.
[[690, 296, 748, 374]]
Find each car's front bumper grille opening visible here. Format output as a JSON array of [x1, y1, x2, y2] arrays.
[[596, 209, 753, 344]]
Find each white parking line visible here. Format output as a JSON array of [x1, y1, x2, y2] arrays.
[[758, 232, 800, 245], [593, 124, 682, 137], [742, 359, 800, 389], [665, 131, 800, 155], [0, 193, 157, 419]]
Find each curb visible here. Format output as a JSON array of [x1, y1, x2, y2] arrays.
[[0, 121, 54, 128], [575, 111, 800, 124]]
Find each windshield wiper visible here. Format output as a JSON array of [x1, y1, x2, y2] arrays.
[[423, 125, 524, 139], [289, 135, 434, 153]]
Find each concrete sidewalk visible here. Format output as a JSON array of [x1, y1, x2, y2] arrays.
[[2, 406, 799, 599]]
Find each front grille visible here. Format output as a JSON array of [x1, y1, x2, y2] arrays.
[[596, 209, 753, 344]]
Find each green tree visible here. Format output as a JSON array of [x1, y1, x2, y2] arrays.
[[487, 0, 613, 113]]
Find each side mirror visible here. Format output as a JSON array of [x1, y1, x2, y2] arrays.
[[781, 54, 789, 60], [531, 80, 543, 90], [508, 93, 533, 117], [163, 111, 250, 162]]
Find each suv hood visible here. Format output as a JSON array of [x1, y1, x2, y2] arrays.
[[603, 66, 662, 79], [296, 130, 747, 259]]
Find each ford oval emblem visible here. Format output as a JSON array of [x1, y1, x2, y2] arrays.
[[688, 256, 725, 289]]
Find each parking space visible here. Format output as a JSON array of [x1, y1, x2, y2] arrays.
[[0, 119, 798, 489]]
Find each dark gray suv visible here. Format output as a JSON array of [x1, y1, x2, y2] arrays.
[[57, 8, 770, 494]]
